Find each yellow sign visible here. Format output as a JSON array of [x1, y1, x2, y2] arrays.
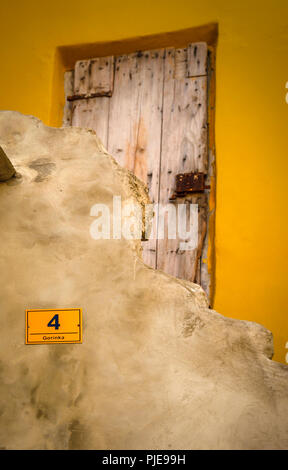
[[26, 308, 82, 344]]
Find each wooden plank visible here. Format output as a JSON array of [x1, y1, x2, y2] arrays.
[[187, 42, 207, 77], [89, 56, 114, 96], [107, 49, 165, 269], [137, 50, 165, 269], [134, 50, 165, 196], [156, 193, 208, 283], [106, 52, 138, 170], [71, 97, 110, 148], [73, 56, 114, 98], [71, 56, 113, 148], [133, 50, 165, 270], [174, 47, 188, 79], [156, 46, 209, 283], [74, 60, 90, 95], [63, 70, 74, 127], [159, 48, 208, 205], [173, 43, 207, 79], [195, 194, 208, 285], [200, 46, 216, 303]]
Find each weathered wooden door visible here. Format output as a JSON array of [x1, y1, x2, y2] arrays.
[[63, 43, 214, 298]]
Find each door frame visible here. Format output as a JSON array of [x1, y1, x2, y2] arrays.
[[53, 24, 217, 305]]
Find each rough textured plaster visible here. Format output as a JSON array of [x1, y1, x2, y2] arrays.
[[0, 111, 287, 450]]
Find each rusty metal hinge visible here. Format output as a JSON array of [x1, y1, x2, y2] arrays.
[[67, 91, 113, 101], [170, 172, 210, 199]]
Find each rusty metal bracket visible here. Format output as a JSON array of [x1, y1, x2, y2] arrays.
[[170, 172, 210, 199], [67, 91, 113, 101]]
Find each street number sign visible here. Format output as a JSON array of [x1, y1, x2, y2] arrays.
[[26, 308, 82, 344]]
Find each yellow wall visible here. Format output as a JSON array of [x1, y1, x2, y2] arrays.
[[1, 0, 288, 362]]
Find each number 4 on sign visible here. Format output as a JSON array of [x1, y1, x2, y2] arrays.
[[47, 314, 61, 330]]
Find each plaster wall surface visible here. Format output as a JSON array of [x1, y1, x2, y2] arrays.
[[0, 112, 287, 449]]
